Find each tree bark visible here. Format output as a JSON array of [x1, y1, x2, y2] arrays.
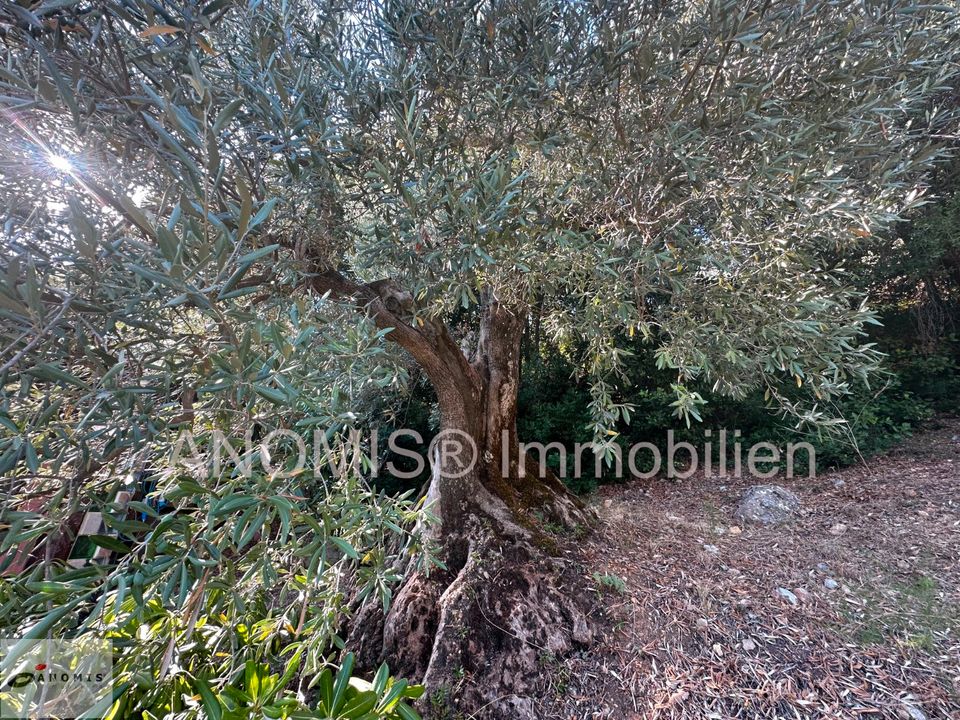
[[307, 268, 595, 718], [307, 268, 586, 533]]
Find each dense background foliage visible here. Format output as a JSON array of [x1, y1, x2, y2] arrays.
[[511, 172, 960, 491], [381, 171, 960, 493]]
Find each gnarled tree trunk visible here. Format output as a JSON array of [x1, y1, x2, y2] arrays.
[[421, 298, 588, 536], [310, 269, 595, 718]]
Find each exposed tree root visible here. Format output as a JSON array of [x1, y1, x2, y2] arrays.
[[350, 505, 596, 719]]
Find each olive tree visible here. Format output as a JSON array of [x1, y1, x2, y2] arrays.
[[1, 0, 958, 715]]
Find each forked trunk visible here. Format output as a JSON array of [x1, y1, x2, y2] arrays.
[[423, 300, 588, 535], [348, 295, 595, 719]]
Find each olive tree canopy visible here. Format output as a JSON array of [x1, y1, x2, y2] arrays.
[[1, 0, 958, 715]]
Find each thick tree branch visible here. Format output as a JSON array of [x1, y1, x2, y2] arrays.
[[306, 266, 484, 428]]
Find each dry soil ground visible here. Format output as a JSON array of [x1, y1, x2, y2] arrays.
[[532, 417, 960, 720]]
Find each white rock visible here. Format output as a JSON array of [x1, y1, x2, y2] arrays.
[[776, 587, 798, 605], [901, 703, 928, 720], [735, 485, 800, 525]]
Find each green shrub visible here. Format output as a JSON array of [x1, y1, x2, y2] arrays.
[[187, 653, 423, 720], [517, 342, 944, 489], [888, 345, 960, 414]]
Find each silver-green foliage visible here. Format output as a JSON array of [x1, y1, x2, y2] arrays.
[[0, 0, 958, 713]]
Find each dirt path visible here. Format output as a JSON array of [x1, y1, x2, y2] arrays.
[[535, 418, 960, 719]]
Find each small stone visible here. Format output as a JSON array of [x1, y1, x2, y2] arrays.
[[711, 642, 723, 656], [833, 478, 846, 489], [741, 637, 756, 651], [824, 578, 839, 590], [603, 499, 613, 508], [729, 526, 742, 535], [829, 523, 848, 536], [776, 587, 799, 605], [905, 488, 917, 498], [900, 703, 928, 720], [897, 559, 910, 571], [696, 618, 709, 631], [703, 544, 719, 554], [735, 485, 801, 525], [816, 562, 830, 573]]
